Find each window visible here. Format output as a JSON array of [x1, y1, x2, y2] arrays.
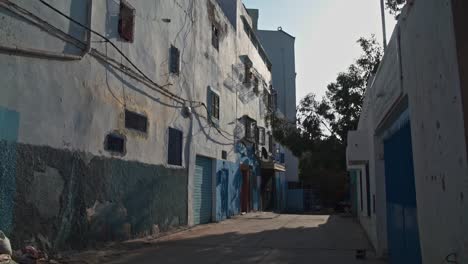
[[244, 63, 252, 84], [168, 127, 183, 166], [212, 24, 219, 50], [221, 150, 227, 160], [255, 126, 260, 143], [253, 77, 259, 94], [258, 127, 266, 145], [366, 164, 371, 217], [208, 89, 220, 121], [125, 110, 148, 133], [359, 172, 363, 212], [269, 89, 278, 111], [170, 45, 180, 74], [268, 133, 273, 153], [244, 118, 257, 141], [118, 0, 135, 42], [105, 133, 125, 154]]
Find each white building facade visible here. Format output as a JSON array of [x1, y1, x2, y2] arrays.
[[347, 1, 468, 263], [0, 0, 280, 250], [257, 28, 299, 184]]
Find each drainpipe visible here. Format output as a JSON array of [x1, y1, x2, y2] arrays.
[[0, 0, 92, 60]]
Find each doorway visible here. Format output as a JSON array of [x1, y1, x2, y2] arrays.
[[384, 121, 422, 264], [241, 165, 251, 213]]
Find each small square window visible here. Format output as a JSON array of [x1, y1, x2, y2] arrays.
[[221, 150, 227, 160], [118, 1, 135, 42], [170, 45, 180, 74], [125, 110, 148, 133], [105, 133, 125, 154], [212, 24, 220, 50], [168, 127, 183, 166]]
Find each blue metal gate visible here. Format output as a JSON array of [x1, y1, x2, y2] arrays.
[[193, 156, 213, 225], [384, 121, 422, 264]]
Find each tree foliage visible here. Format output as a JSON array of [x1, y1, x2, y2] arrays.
[[270, 36, 383, 205], [386, 0, 407, 18]]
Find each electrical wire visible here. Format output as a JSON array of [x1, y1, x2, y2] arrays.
[[3, 0, 255, 141], [37, 0, 191, 105], [37, 0, 240, 141]]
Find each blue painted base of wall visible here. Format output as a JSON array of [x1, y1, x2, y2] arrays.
[[0, 107, 19, 235], [0, 142, 188, 250], [286, 189, 304, 212]]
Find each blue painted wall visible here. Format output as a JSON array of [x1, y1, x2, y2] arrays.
[[216, 159, 241, 221], [286, 189, 304, 212], [0, 107, 19, 235], [215, 142, 261, 221]]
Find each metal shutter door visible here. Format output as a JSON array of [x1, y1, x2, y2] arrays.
[[193, 156, 213, 225]]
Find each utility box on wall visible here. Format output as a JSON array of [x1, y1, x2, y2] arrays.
[[346, 130, 370, 167]]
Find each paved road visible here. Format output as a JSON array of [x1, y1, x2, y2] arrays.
[[90, 213, 385, 264]]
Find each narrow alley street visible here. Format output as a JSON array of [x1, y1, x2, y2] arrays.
[[74, 213, 384, 264]]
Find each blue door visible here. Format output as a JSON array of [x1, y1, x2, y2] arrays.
[[384, 121, 422, 264], [217, 168, 229, 220], [193, 156, 213, 225]]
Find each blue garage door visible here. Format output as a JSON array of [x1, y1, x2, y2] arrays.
[[193, 156, 213, 225], [384, 121, 422, 264]]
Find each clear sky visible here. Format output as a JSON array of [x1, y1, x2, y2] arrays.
[[243, 0, 397, 105]]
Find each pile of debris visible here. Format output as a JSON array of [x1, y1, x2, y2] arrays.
[[0, 231, 60, 264]]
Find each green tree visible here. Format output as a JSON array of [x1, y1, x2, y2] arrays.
[[386, 0, 407, 18], [271, 36, 383, 206]]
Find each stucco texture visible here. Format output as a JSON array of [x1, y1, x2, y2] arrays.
[[5, 143, 187, 250]]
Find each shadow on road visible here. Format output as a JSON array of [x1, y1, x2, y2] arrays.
[[65, 215, 384, 264]]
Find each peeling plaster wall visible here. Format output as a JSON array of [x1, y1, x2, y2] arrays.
[[399, 1, 468, 262], [11, 143, 187, 249], [0, 0, 272, 250], [351, 0, 468, 262]]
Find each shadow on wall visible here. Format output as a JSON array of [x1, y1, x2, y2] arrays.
[[85, 215, 378, 264]]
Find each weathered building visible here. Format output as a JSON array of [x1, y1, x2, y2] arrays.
[[347, 0, 468, 263], [0, 0, 280, 250], [256, 28, 298, 184], [242, 9, 299, 212]]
